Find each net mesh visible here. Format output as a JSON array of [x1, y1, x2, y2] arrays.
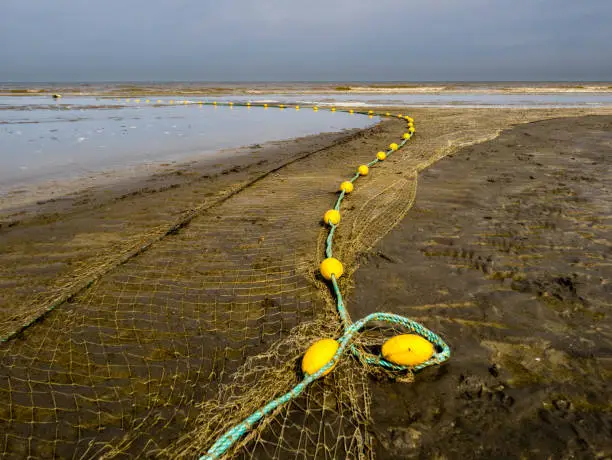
[[0, 108, 578, 459]]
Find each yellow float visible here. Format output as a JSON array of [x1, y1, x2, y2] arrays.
[[377, 151, 387, 161], [381, 334, 434, 366], [302, 339, 339, 377], [390, 143, 399, 151], [323, 209, 341, 225], [339, 181, 354, 193], [403, 133, 411, 139], [320, 258, 344, 280], [358, 165, 369, 176]]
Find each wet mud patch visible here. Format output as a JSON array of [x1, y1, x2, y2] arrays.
[[351, 115, 612, 458]]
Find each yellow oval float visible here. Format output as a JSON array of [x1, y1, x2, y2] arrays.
[[358, 165, 369, 176], [323, 209, 341, 225], [320, 257, 344, 280], [339, 181, 354, 193], [302, 339, 339, 377], [382, 334, 434, 366], [377, 151, 387, 161]]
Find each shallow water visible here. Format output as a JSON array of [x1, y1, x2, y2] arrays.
[[0, 97, 376, 190], [208, 92, 612, 108]]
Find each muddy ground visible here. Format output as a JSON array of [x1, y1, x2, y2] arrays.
[[1, 108, 611, 458], [351, 116, 612, 459]]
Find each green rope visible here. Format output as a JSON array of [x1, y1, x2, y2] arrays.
[[201, 114, 448, 460]]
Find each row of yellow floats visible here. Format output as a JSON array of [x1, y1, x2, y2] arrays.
[[114, 98, 386, 118], [302, 114, 434, 377]]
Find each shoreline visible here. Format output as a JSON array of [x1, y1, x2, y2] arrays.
[[0, 125, 371, 226], [2, 81, 612, 97]]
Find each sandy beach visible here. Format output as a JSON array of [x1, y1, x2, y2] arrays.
[[0, 106, 611, 458], [352, 115, 612, 458]]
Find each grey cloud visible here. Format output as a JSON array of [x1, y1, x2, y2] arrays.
[[0, 0, 610, 81]]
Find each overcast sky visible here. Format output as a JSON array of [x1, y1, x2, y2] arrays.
[[1, 0, 611, 82]]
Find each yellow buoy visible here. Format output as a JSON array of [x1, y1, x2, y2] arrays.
[[368, 110, 374, 115], [157, 99, 161, 103], [323, 209, 341, 225], [385, 112, 390, 116], [358, 165, 369, 176], [403, 133, 411, 139], [377, 151, 387, 161], [405, 116, 414, 123], [295, 105, 300, 110], [349, 109, 354, 114], [390, 143, 399, 151], [213, 101, 217, 105], [279, 104, 284, 108], [247, 102, 251, 106], [229, 102, 234, 106], [381, 334, 434, 366], [302, 339, 339, 377], [184, 100, 188, 104], [339, 181, 354, 193], [397, 113, 403, 118], [169, 100, 173, 104], [331, 107, 336, 112], [320, 257, 344, 280], [146, 99, 150, 103], [409, 126, 415, 133], [313, 106, 318, 111], [264, 103, 268, 108]]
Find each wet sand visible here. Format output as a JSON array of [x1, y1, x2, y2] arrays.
[[351, 115, 612, 458], [1, 107, 611, 458]]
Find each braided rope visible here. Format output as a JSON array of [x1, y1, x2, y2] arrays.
[[201, 111, 450, 460]]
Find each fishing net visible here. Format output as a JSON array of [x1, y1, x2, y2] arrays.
[[0, 108, 551, 459]]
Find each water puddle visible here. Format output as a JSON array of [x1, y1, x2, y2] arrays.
[[0, 97, 377, 190]]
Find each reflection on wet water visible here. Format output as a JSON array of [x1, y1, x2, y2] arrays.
[[0, 97, 376, 189]]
